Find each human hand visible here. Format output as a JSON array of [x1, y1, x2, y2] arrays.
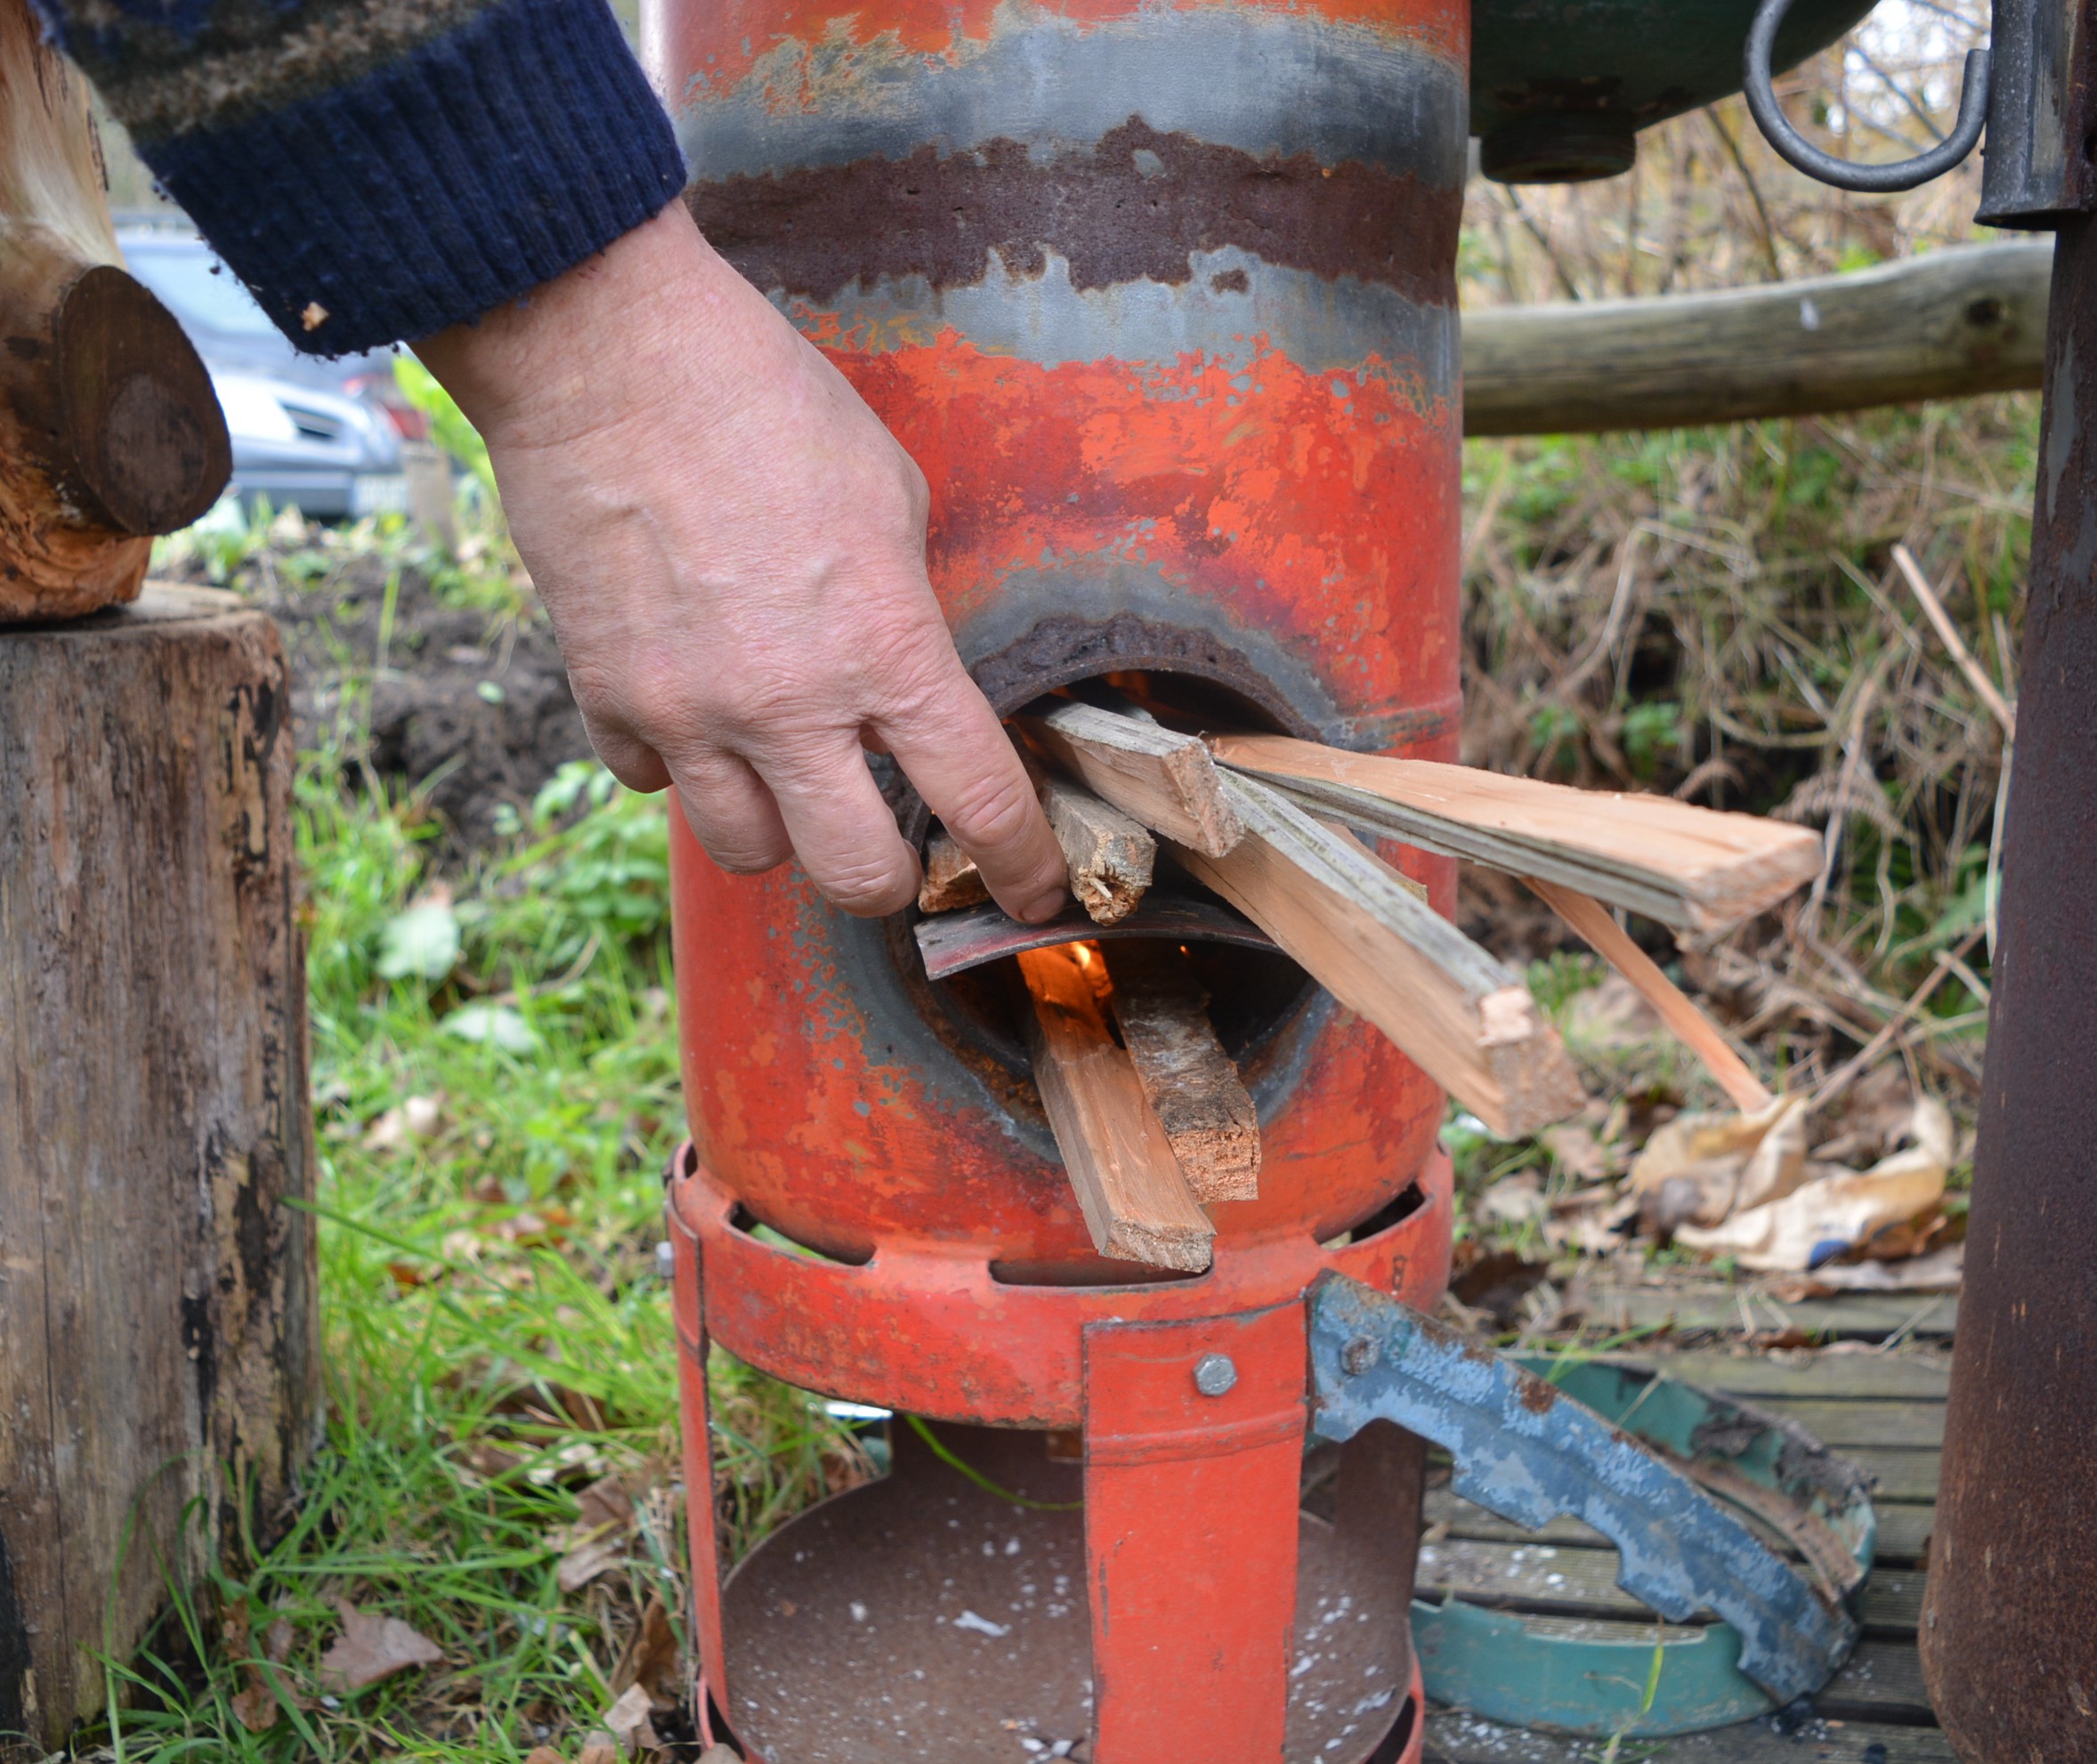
[[414, 204, 1068, 922]]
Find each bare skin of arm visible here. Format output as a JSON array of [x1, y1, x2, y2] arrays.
[[416, 202, 1069, 923]]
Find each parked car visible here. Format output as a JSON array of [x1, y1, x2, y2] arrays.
[[118, 227, 433, 521]]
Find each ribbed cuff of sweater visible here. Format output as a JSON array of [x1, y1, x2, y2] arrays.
[[140, 0, 687, 355]]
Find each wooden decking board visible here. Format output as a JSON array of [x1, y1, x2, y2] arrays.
[[1583, 1285, 1956, 1339], [1415, 1537, 1923, 1635], [1427, 1442, 1939, 1501], [1421, 1489, 1938, 1569], [1624, 1350, 1952, 1402], [1714, 1397, 1946, 1450], [1422, 1711, 1957, 1762]]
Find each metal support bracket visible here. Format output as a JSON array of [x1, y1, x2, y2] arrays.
[[1307, 1274, 1866, 1723]]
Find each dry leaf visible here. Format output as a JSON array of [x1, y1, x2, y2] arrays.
[[603, 1681, 660, 1754], [610, 1594, 682, 1712], [696, 1749, 741, 1764], [1630, 1095, 1807, 1231], [317, 1599, 445, 1693], [523, 1749, 567, 1764], [264, 1616, 294, 1663], [1677, 1098, 1951, 1271], [578, 1738, 621, 1764], [230, 1684, 279, 1734], [576, 1474, 636, 1535], [1539, 1121, 1612, 1182], [1782, 1241, 1964, 1294], [557, 1533, 627, 1594], [1478, 1173, 1547, 1226], [1562, 974, 1664, 1048]]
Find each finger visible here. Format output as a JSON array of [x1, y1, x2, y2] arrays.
[[665, 747, 794, 875], [878, 676, 1067, 924], [755, 739, 923, 917], [578, 709, 674, 795]]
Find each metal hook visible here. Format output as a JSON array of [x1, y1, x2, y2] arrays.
[[1744, 0, 1990, 193]]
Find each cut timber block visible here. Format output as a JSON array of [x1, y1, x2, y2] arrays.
[[0, 584, 320, 1746], [1172, 772, 1586, 1139], [1040, 773, 1155, 926], [1018, 943, 1214, 1272], [1106, 943, 1260, 1202], [1208, 733, 1819, 935], [1018, 701, 1243, 858]]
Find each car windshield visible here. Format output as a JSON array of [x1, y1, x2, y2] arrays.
[[124, 244, 285, 342]]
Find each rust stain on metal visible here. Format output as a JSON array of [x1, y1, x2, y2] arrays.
[[690, 122, 1460, 306]]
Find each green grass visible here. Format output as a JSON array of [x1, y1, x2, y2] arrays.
[[90, 758, 864, 1762]]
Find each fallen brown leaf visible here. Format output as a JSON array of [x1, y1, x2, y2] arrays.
[[523, 1749, 566, 1764], [603, 1682, 660, 1753], [317, 1599, 445, 1693], [577, 1474, 636, 1535], [230, 1684, 279, 1734], [578, 1737, 621, 1764], [557, 1533, 627, 1594], [610, 1594, 682, 1711]]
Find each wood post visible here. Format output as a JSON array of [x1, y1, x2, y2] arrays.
[[2, 1, 231, 619], [0, 585, 320, 1749]]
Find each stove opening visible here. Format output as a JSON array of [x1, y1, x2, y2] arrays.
[[891, 661, 1324, 1131]]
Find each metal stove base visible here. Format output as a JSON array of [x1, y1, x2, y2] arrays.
[[717, 1427, 1418, 1764]]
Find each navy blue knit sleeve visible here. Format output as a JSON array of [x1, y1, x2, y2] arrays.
[[36, 0, 686, 354]]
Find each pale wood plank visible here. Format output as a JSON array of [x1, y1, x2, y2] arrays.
[[1017, 943, 1214, 1272], [1019, 701, 1244, 857], [1581, 1283, 1957, 1342], [1105, 943, 1259, 1202], [1170, 771, 1585, 1139], [1616, 1351, 1952, 1404], [1526, 876, 1773, 1113], [1209, 732, 1819, 934], [1423, 1710, 1955, 1761]]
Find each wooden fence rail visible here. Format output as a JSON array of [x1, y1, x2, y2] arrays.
[[1462, 241, 2052, 436]]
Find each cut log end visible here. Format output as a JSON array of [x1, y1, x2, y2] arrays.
[[1040, 773, 1155, 927], [918, 830, 989, 913], [1477, 988, 1589, 1139]]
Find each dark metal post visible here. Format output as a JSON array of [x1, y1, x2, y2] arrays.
[[1922, 206, 2097, 1757]]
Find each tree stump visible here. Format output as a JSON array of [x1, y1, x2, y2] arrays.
[[0, 584, 320, 1751]]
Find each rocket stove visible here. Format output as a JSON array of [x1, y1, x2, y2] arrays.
[[645, 0, 1464, 1756]]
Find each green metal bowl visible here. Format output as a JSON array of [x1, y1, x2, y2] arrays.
[[1473, 0, 1881, 181]]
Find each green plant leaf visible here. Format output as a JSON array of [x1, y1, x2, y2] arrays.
[[375, 900, 460, 982]]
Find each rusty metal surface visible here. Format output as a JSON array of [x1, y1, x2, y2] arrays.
[[913, 894, 1273, 982], [1923, 207, 2097, 1758], [1978, 0, 2097, 228], [719, 1420, 1421, 1764], [1307, 1275, 1857, 1706], [668, 1145, 1451, 1429], [650, 0, 1468, 1273]]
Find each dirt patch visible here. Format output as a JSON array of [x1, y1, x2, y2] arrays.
[[252, 555, 593, 854]]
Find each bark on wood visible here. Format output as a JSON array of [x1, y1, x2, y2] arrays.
[[1209, 733, 1818, 935], [1039, 773, 1155, 926], [1172, 772, 1585, 1139], [1105, 943, 1259, 1202], [917, 829, 988, 913], [1, 2, 230, 619], [1018, 701, 1243, 858], [1525, 876, 1774, 1116], [1017, 943, 1214, 1272], [1462, 242, 2052, 437], [0, 584, 320, 1747]]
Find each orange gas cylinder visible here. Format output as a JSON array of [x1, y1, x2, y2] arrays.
[[645, 0, 1467, 1753]]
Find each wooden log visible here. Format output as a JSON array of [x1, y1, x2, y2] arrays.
[[917, 828, 988, 912], [1, 0, 230, 619], [0, 584, 320, 1747], [1039, 772, 1155, 926], [1105, 943, 1260, 1202], [1525, 875, 1775, 1115], [1462, 241, 2052, 437], [1017, 943, 1214, 1272], [1170, 771, 1585, 1139], [1017, 701, 1244, 858], [1209, 732, 1818, 935]]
